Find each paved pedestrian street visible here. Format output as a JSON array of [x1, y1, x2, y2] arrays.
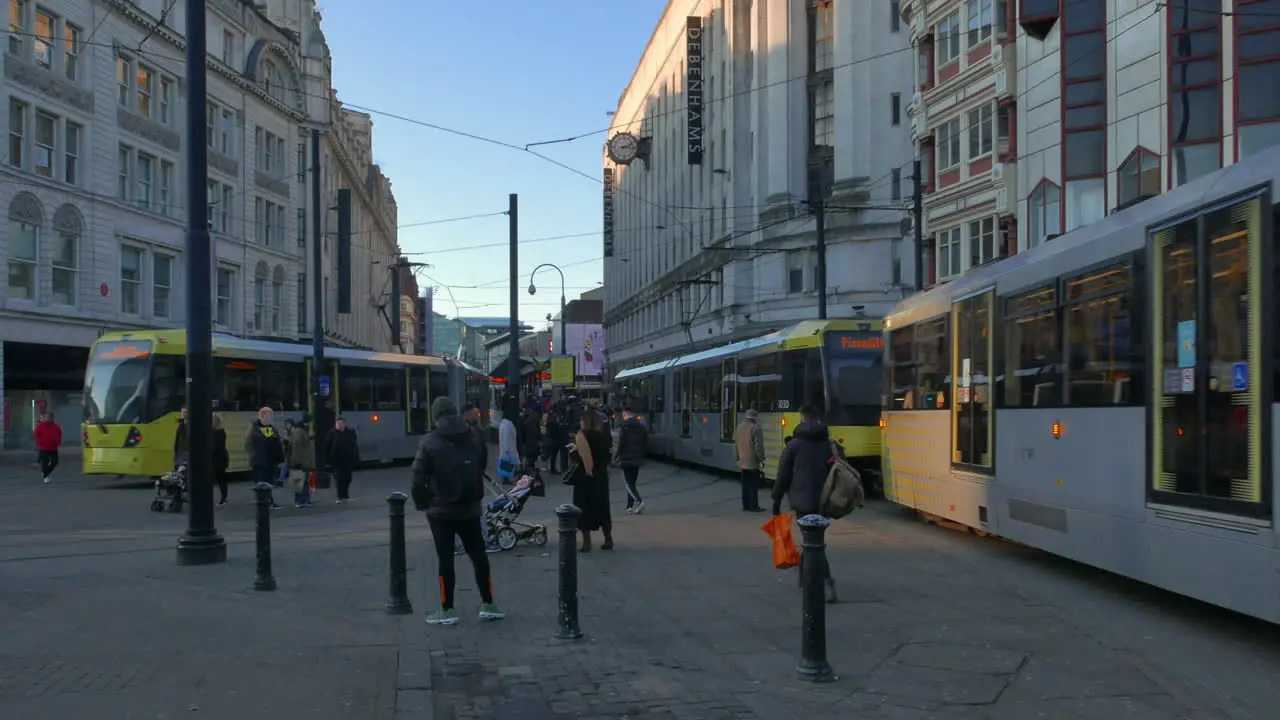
[[0, 461, 1278, 719]]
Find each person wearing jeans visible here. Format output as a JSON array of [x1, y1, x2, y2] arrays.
[[613, 405, 649, 514], [412, 396, 505, 625]]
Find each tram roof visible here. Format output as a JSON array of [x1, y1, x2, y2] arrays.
[[885, 143, 1280, 330], [94, 329, 449, 367], [613, 318, 883, 379]]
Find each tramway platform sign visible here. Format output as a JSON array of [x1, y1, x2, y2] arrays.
[[319, 375, 331, 397]]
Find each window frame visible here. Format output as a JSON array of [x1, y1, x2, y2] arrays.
[[51, 228, 77, 307], [120, 245, 144, 315], [152, 253, 173, 319], [136, 64, 154, 118], [8, 97, 26, 169], [968, 216, 996, 268], [937, 226, 963, 279], [1167, 0, 1222, 188], [215, 267, 235, 327], [886, 315, 952, 411], [7, 218, 38, 301], [967, 0, 993, 48], [116, 54, 133, 109], [936, 11, 961, 67], [63, 120, 79, 185], [1233, 0, 1280, 160], [999, 283, 1061, 408], [33, 108, 55, 178], [937, 118, 961, 172], [1027, 179, 1062, 248], [967, 102, 994, 161], [1061, 0, 1108, 228], [1117, 146, 1161, 208], [117, 144, 133, 202], [135, 151, 154, 210]]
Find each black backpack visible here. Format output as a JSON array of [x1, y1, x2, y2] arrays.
[[417, 434, 482, 509]]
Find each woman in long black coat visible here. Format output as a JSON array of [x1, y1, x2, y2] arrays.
[[572, 407, 613, 552]]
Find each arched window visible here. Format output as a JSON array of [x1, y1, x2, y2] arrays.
[[1027, 180, 1061, 248], [271, 265, 284, 333], [1117, 148, 1161, 208], [253, 260, 269, 331], [51, 204, 83, 306], [7, 192, 43, 301], [262, 59, 285, 103]]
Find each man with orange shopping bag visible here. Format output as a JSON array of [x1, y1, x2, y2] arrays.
[[770, 404, 842, 603]]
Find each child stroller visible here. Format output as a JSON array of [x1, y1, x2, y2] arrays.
[[151, 460, 188, 513], [482, 467, 548, 551]]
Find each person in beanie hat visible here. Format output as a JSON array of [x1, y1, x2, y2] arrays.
[[411, 395, 504, 625]]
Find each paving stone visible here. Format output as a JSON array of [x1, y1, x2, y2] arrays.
[[860, 662, 1012, 705], [891, 642, 1027, 675]]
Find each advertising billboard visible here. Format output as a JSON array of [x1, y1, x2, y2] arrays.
[[564, 323, 605, 376]]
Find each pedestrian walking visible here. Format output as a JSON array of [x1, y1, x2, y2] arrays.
[[33, 412, 62, 484], [411, 396, 505, 625], [540, 411, 561, 473], [497, 397, 519, 480], [734, 409, 767, 512], [212, 413, 229, 506], [245, 407, 283, 510], [287, 414, 315, 508], [173, 406, 190, 468], [572, 407, 614, 552], [519, 407, 542, 470], [771, 405, 842, 603], [327, 415, 360, 503], [613, 404, 648, 514]]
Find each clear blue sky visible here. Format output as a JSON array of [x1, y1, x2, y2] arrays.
[[321, 0, 668, 326]]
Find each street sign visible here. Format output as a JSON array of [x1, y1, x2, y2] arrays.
[[318, 375, 331, 397]]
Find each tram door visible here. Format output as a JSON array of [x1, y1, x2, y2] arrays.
[[679, 368, 692, 437], [1150, 193, 1267, 516], [408, 366, 428, 435], [720, 358, 737, 442]]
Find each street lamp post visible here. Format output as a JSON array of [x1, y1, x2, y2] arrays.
[[528, 264, 567, 358]]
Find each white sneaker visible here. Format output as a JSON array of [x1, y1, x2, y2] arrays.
[[42, 476, 50, 483], [632, 502, 646, 515]]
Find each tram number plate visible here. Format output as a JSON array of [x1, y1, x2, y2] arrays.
[[776, 400, 791, 410]]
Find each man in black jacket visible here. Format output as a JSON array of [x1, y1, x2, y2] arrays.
[[772, 404, 840, 603], [327, 416, 360, 503], [411, 396, 505, 625], [613, 404, 649, 514]]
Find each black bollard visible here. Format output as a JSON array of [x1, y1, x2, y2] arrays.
[[795, 514, 834, 682], [554, 503, 583, 640], [252, 482, 276, 592], [386, 492, 414, 615]]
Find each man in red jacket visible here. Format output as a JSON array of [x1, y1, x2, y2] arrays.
[[33, 412, 62, 483]]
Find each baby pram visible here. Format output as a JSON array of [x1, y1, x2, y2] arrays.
[[482, 468, 548, 551], [151, 459, 188, 513]]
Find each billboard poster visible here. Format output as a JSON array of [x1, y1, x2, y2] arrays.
[[564, 323, 605, 376]]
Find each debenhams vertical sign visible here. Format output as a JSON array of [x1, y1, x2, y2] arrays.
[[686, 16, 703, 165], [603, 168, 615, 258]]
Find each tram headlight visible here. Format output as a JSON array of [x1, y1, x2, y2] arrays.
[[124, 426, 143, 447]]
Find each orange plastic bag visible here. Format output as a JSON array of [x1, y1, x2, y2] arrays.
[[761, 512, 800, 570]]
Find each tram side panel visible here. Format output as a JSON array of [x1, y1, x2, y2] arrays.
[[882, 410, 960, 521], [991, 407, 1146, 567]]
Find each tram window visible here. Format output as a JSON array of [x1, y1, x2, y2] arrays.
[[1003, 287, 1061, 407], [260, 361, 305, 412], [148, 354, 186, 419], [691, 366, 721, 412], [339, 366, 375, 411], [651, 375, 666, 413], [889, 328, 915, 409], [428, 368, 450, 410], [738, 354, 781, 412], [371, 368, 404, 410], [222, 360, 260, 411], [952, 291, 994, 468], [915, 317, 950, 410], [1062, 263, 1139, 407]]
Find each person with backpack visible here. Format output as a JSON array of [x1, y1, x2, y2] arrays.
[[411, 396, 505, 625], [771, 404, 848, 604]]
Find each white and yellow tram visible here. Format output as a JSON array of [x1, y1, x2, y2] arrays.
[[881, 144, 1280, 624]]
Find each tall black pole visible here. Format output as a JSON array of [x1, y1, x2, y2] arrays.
[[176, 0, 226, 566], [507, 194, 520, 401], [814, 197, 827, 320], [559, 291, 566, 357], [912, 157, 924, 291], [311, 129, 326, 465]]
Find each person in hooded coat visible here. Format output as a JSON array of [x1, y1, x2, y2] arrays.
[[771, 404, 843, 603]]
